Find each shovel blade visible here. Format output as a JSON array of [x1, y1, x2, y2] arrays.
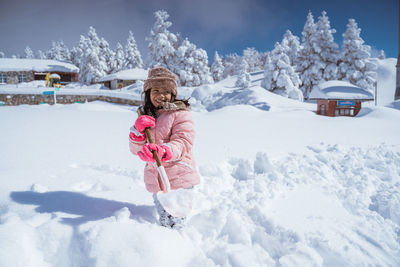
[[157, 188, 194, 218]]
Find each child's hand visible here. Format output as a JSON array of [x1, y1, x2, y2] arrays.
[[138, 144, 172, 162], [134, 115, 155, 133]]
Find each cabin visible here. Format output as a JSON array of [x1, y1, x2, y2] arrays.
[[0, 58, 79, 85], [98, 68, 148, 89], [309, 80, 374, 117]]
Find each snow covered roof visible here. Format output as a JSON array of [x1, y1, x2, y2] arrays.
[[0, 58, 79, 73], [309, 80, 374, 100], [98, 68, 148, 82]]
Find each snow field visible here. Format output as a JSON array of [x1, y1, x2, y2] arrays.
[[0, 100, 399, 266]]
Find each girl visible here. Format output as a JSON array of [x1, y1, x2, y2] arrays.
[[128, 67, 200, 229]]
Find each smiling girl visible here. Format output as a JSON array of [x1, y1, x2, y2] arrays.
[[128, 67, 200, 229]]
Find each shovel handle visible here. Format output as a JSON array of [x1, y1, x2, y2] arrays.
[[145, 128, 163, 167], [145, 127, 166, 192]]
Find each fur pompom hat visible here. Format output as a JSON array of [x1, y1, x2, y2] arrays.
[[143, 67, 178, 96]]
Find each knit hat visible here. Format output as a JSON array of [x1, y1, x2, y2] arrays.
[[143, 67, 178, 96]]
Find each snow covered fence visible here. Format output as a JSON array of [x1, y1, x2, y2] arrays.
[[0, 88, 143, 106]]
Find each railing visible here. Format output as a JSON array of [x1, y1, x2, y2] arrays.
[[0, 87, 142, 106]]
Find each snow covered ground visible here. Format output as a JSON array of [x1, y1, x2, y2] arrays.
[[1, 58, 399, 266]]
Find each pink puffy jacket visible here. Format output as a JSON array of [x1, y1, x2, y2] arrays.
[[129, 107, 201, 193]]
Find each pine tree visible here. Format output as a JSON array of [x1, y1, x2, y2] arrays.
[[114, 42, 125, 72], [69, 47, 80, 67], [211, 51, 224, 82], [0, 52, 5, 58], [261, 53, 273, 89], [147, 10, 178, 69], [24, 46, 35, 59], [243, 47, 263, 72], [262, 42, 303, 101], [223, 53, 241, 78], [378, 50, 386, 60], [125, 31, 143, 69], [173, 38, 212, 86], [78, 27, 108, 84], [46, 41, 70, 61], [37, 50, 47, 59], [99, 37, 115, 74], [235, 58, 251, 88], [281, 30, 301, 66], [297, 11, 323, 98], [314, 11, 340, 81], [339, 18, 376, 92], [147, 10, 211, 86]]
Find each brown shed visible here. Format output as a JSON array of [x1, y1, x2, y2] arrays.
[[309, 80, 374, 117]]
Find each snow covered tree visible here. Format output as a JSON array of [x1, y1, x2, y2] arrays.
[[281, 30, 301, 66], [77, 27, 108, 84], [173, 38, 212, 86], [378, 50, 386, 60], [235, 58, 251, 88], [243, 47, 263, 72], [147, 10, 178, 69], [147, 10, 211, 86], [211, 51, 224, 82], [99, 37, 115, 74], [114, 42, 125, 72], [339, 18, 376, 92], [262, 42, 303, 101], [297, 12, 324, 98], [69, 47, 81, 67], [314, 11, 340, 81], [223, 53, 241, 78], [37, 50, 46, 59], [124, 31, 143, 69], [0, 52, 5, 58], [24, 46, 35, 59], [46, 40, 70, 61]]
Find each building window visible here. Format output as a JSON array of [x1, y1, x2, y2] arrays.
[[335, 109, 339, 116], [18, 74, 27, 83], [340, 109, 345, 116], [350, 109, 354, 116], [0, 73, 7, 84]]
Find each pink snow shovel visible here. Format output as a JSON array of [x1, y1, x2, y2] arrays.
[[145, 128, 193, 218]]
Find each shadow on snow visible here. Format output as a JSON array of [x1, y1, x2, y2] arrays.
[[10, 190, 156, 225]]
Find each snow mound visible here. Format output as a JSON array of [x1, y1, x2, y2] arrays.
[[191, 77, 314, 112]]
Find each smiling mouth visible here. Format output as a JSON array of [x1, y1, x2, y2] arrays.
[[155, 100, 165, 106]]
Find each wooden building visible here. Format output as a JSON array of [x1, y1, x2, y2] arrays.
[[98, 68, 148, 89], [0, 58, 79, 85], [309, 80, 374, 117]]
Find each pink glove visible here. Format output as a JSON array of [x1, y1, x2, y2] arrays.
[[137, 143, 172, 162], [135, 115, 155, 133], [129, 115, 155, 142]]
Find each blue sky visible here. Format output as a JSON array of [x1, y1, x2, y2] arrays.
[[0, 0, 397, 61]]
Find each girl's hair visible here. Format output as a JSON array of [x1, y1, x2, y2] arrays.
[[142, 89, 190, 118]]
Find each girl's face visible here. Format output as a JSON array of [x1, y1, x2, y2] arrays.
[[150, 87, 172, 107]]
